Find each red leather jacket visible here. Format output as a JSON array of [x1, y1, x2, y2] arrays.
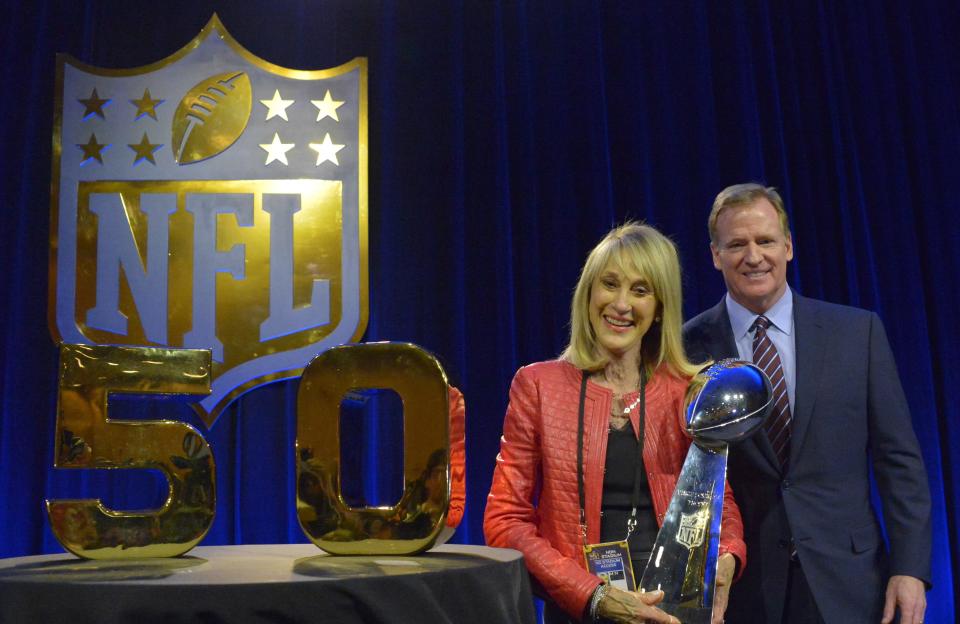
[[484, 359, 746, 619]]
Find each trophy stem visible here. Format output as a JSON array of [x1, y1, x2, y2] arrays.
[[639, 443, 728, 624]]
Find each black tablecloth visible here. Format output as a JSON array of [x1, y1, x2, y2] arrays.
[[0, 543, 535, 624]]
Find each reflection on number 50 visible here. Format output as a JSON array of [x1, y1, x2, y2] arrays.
[[47, 342, 464, 559]]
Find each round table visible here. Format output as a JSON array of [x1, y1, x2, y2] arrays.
[[0, 543, 536, 624]]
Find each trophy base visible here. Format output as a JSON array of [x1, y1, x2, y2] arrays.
[[662, 602, 712, 624]]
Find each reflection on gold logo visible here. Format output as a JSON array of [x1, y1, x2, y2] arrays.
[[49, 16, 368, 426], [676, 510, 708, 550]]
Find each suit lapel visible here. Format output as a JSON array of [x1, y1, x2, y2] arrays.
[[789, 293, 826, 469], [702, 299, 737, 360]]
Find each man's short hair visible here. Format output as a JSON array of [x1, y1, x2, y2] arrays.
[[709, 183, 791, 244]]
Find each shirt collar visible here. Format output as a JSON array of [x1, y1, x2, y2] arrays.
[[725, 287, 794, 341]]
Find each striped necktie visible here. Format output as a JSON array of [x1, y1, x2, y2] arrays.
[[752, 316, 791, 469]]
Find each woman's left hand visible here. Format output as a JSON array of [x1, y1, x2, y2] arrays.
[[711, 552, 736, 624]]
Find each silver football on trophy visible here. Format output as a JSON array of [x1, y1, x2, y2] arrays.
[[685, 359, 773, 444]]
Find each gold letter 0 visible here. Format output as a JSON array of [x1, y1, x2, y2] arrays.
[[297, 342, 452, 555]]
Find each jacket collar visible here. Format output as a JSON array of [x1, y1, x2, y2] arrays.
[[789, 292, 825, 467]]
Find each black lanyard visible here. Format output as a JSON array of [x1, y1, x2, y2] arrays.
[[577, 369, 647, 545]]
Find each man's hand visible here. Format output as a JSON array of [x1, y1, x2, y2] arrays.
[[597, 586, 681, 623], [882, 575, 926, 624], [712, 553, 736, 624]]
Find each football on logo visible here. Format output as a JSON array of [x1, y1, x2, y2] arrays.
[[172, 71, 252, 164]]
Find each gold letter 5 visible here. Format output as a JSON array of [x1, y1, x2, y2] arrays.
[[46, 344, 215, 559]]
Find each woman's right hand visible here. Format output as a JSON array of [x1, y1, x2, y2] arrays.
[[597, 587, 681, 624]]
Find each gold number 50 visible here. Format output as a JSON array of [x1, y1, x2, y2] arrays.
[[47, 342, 462, 559]]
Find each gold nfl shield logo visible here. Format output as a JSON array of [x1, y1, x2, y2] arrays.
[[49, 16, 368, 427], [675, 510, 708, 550]]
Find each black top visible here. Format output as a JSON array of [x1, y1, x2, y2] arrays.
[[599, 424, 659, 581]]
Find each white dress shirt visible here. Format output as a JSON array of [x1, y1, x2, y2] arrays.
[[725, 288, 796, 413]]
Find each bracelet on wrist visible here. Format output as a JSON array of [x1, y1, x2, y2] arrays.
[[588, 583, 609, 621]]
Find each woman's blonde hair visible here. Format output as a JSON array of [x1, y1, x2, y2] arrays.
[[561, 222, 700, 378]]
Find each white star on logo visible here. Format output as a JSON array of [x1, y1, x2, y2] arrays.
[[308, 133, 345, 165], [259, 132, 295, 165], [260, 90, 294, 121], [311, 90, 345, 122]]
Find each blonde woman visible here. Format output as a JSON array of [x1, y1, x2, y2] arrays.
[[484, 223, 745, 623]]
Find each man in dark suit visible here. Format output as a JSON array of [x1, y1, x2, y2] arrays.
[[683, 183, 930, 624]]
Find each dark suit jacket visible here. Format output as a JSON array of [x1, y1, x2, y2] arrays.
[[683, 292, 931, 624]]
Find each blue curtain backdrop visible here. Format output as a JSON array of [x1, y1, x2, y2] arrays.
[[1, 0, 957, 618]]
